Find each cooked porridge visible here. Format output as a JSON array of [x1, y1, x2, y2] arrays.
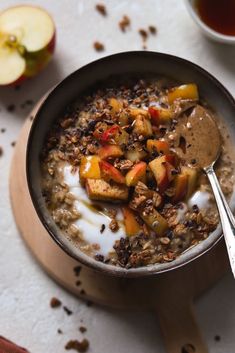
[[41, 77, 234, 268]]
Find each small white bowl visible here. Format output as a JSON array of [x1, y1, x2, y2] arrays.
[[184, 0, 235, 44]]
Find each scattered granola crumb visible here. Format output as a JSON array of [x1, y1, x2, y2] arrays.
[[79, 326, 87, 333], [119, 15, 130, 32], [7, 104, 16, 112], [149, 25, 157, 34], [93, 41, 105, 52], [65, 339, 89, 352], [0, 147, 3, 157], [57, 328, 63, 334], [100, 224, 105, 233], [74, 266, 82, 276], [11, 141, 16, 147], [1, 128, 6, 133], [50, 297, 62, 308], [76, 280, 82, 286], [109, 219, 119, 232], [80, 289, 86, 295], [214, 335, 221, 342], [95, 3, 107, 16], [139, 29, 148, 41], [63, 306, 73, 315]]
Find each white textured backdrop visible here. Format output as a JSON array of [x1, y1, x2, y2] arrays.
[[0, 0, 235, 352]]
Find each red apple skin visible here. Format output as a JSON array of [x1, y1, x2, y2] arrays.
[[125, 162, 147, 186], [99, 160, 126, 184]]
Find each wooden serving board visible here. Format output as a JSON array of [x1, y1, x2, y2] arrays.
[[9, 102, 230, 353]]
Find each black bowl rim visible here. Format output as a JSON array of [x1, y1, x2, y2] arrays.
[[26, 51, 235, 278]]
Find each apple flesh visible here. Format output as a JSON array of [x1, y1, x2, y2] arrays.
[[149, 155, 176, 193], [122, 207, 141, 237], [98, 144, 123, 159], [125, 162, 147, 187], [99, 160, 126, 184], [0, 5, 55, 85]]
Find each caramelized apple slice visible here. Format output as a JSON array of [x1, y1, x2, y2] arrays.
[[140, 209, 168, 236], [122, 207, 141, 236], [125, 148, 147, 162], [149, 155, 175, 193], [129, 107, 150, 120], [79, 155, 101, 185], [125, 162, 147, 186], [146, 139, 170, 155], [86, 179, 129, 202], [109, 98, 123, 114], [98, 144, 123, 159], [181, 166, 198, 199], [133, 116, 152, 137], [101, 125, 120, 144], [148, 106, 173, 125], [168, 84, 199, 104], [172, 173, 188, 203], [99, 160, 125, 184]]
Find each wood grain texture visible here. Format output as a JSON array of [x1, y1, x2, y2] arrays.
[[9, 105, 230, 353]]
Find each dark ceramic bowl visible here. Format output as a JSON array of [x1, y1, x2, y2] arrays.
[[26, 51, 235, 277]]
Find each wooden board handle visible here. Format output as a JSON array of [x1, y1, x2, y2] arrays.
[[156, 300, 208, 353]]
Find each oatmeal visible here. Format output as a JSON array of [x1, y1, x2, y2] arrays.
[[41, 78, 234, 268]]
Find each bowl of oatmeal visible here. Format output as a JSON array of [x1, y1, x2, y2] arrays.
[[26, 51, 235, 277]]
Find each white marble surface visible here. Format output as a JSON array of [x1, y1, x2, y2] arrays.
[[0, 0, 235, 352]]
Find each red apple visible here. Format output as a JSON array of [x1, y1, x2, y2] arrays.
[[99, 160, 126, 184], [125, 161, 147, 186], [0, 5, 56, 86]]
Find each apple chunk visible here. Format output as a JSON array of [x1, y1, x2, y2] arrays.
[[149, 155, 176, 193], [79, 155, 101, 185], [98, 144, 123, 159], [99, 160, 125, 184], [125, 162, 147, 186], [140, 209, 168, 236], [0, 5, 55, 85], [122, 207, 141, 237]]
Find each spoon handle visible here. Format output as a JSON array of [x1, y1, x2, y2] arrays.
[[205, 165, 235, 277]]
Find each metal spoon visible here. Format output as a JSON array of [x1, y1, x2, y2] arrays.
[[174, 105, 235, 277]]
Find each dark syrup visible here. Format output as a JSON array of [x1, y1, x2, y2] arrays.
[[196, 0, 235, 36]]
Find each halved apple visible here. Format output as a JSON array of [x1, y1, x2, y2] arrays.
[[0, 5, 55, 85]]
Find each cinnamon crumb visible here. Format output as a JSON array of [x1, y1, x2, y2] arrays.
[[149, 25, 157, 34], [95, 3, 107, 16], [119, 15, 130, 32], [65, 339, 89, 352], [93, 41, 105, 52], [139, 29, 148, 41], [50, 297, 62, 308], [11, 141, 16, 147], [79, 326, 87, 333]]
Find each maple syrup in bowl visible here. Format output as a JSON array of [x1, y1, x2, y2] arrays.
[[185, 0, 235, 44]]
